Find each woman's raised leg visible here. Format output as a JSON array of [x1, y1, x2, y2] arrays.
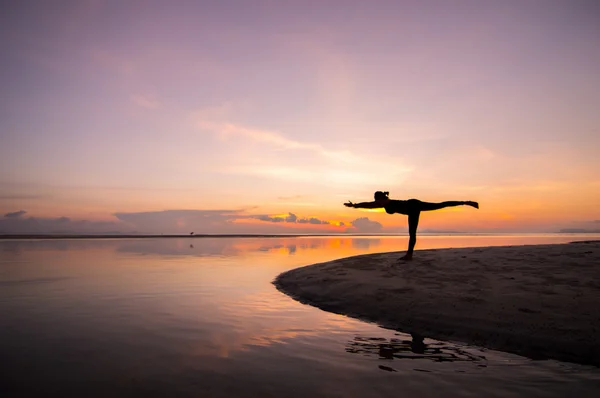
[[416, 200, 478, 211]]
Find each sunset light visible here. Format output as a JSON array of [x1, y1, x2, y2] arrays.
[[1, 1, 598, 234], [2, 3, 600, 396]]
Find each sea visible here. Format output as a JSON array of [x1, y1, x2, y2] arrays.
[[1, 234, 599, 397]]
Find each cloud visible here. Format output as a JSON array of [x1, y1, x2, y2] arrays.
[[349, 217, 383, 233], [114, 209, 245, 233], [297, 217, 329, 225], [0, 215, 129, 235], [115, 209, 356, 234], [194, 114, 413, 187], [0, 209, 247, 235], [200, 121, 357, 162], [1, 209, 349, 235], [257, 215, 285, 223], [131, 94, 160, 109], [0, 195, 46, 200], [256, 212, 333, 226], [4, 210, 27, 218]]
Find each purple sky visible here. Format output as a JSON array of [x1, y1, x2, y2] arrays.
[[1, 0, 599, 234]]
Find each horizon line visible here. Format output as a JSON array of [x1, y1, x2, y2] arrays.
[[2, 232, 600, 240]]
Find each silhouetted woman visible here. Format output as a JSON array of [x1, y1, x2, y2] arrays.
[[344, 191, 478, 261]]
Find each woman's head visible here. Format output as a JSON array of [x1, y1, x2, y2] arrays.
[[374, 191, 389, 201]]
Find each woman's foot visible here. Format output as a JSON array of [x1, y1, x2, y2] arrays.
[[398, 254, 413, 261], [465, 201, 479, 209]]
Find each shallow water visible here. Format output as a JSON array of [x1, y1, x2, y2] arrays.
[[1, 236, 599, 397]]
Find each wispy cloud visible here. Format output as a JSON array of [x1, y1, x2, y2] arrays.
[[199, 121, 357, 162], [0, 194, 47, 200], [195, 114, 413, 187], [131, 94, 160, 109]]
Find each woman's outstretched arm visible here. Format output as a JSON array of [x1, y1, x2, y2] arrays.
[[344, 201, 385, 209]]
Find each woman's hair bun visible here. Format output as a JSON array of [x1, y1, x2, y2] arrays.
[[374, 191, 389, 200]]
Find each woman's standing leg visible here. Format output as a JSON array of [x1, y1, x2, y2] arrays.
[[400, 211, 420, 261]]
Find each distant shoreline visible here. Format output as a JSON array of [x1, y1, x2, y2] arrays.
[[0, 234, 397, 240], [1, 233, 599, 240]]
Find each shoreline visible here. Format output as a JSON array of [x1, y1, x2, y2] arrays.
[[274, 241, 600, 367], [0, 233, 406, 240]]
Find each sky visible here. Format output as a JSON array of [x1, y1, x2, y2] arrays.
[[1, 0, 599, 234]]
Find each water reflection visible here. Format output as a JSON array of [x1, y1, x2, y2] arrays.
[[2, 237, 600, 397], [346, 333, 488, 372], [351, 238, 381, 250], [109, 237, 385, 261], [3, 234, 596, 258]]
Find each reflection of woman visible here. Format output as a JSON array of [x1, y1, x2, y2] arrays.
[[344, 191, 478, 260]]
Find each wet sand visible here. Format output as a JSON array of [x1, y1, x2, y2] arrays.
[[274, 241, 600, 366]]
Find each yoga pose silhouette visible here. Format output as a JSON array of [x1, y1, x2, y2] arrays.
[[344, 191, 478, 261]]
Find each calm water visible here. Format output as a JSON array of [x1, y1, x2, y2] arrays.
[[1, 235, 599, 397]]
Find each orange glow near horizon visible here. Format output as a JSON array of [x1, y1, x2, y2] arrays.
[[4, 192, 598, 234]]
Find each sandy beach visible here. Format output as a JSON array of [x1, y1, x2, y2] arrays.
[[274, 241, 600, 366]]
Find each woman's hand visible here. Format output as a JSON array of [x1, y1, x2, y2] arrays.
[[344, 201, 355, 208]]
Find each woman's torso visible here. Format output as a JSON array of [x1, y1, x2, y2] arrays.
[[384, 199, 421, 215], [384, 199, 407, 215]]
